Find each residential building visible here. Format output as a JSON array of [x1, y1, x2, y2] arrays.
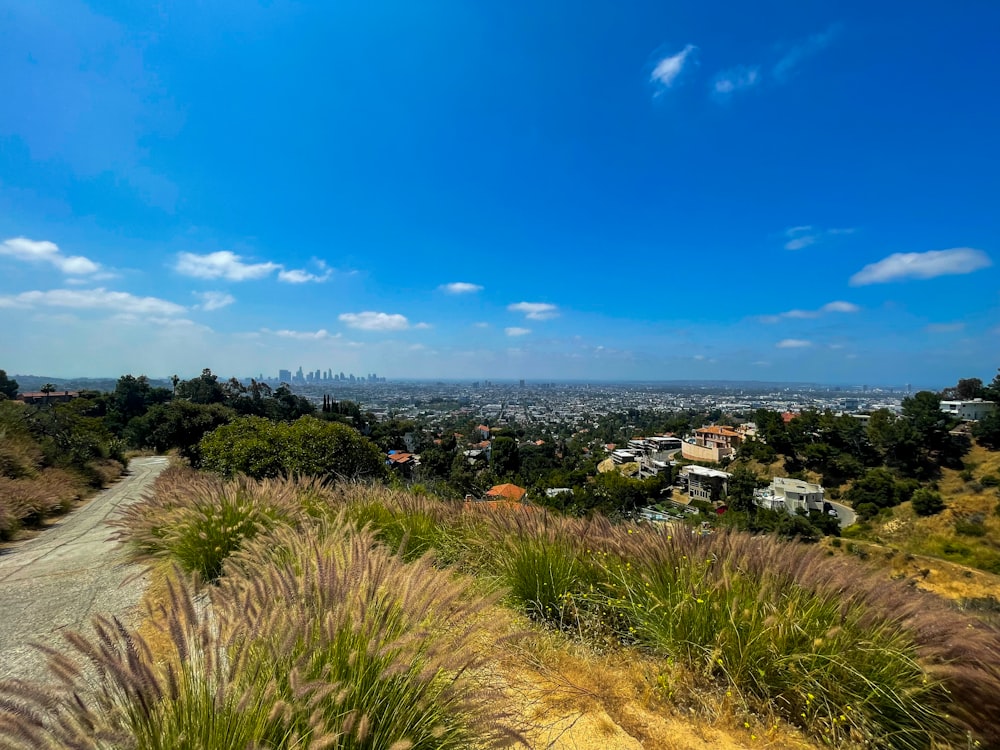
[[680, 465, 731, 502], [940, 399, 997, 421], [754, 476, 825, 514]]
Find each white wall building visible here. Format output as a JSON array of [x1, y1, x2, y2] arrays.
[[940, 399, 996, 421], [754, 477, 826, 514]]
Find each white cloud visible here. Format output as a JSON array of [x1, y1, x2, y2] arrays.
[[414, 322, 432, 330], [650, 44, 697, 91], [175, 251, 280, 281], [339, 311, 410, 331], [277, 268, 332, 284], [713, 65, 759, 95], [0, 287, 185, 316], [193, 291, 235, 311], [821, 300, 860, 313], [849, 248, 991, 285], [773, 24, 842, 82], [753, 360, 771, 366], [776, 338, 812, 348], [759, 300, 859, 323], [474, 322, 490, 328], [440, 282, 483, 294], [508, 301, 559, 320], [270, 328, 340, 340], [1, 237, 101, 275], [505, 327, 531, 337], [784, 225, 854, 251], [926, 322, 965, 334]]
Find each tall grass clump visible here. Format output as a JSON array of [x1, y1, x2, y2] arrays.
[[218, 521, 518, 748], [0, 518, 518, 749], [603, 527, 1000, 748], [111, 466, 313, 580]]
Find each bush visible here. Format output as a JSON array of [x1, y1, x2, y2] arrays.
[[199, 415, 386, 482], [911, 488, 946, 517], [110, 466, 312, 580]]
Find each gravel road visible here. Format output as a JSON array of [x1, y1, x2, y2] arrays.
[[0, 456, 169, 684]]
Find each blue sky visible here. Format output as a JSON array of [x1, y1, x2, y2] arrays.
[[1, 1, 997, 385]]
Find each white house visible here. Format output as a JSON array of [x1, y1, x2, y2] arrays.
[[681, 465, 731, 502], [940, 399, 996, 421], [754, 476, 825, 514]]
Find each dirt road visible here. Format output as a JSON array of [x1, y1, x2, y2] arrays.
[[0, 456, 168, 684]]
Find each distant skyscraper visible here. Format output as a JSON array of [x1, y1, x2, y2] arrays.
[[278, 369, 292, 383]]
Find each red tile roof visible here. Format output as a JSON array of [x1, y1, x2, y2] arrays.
[[484, 483, 527, 502]]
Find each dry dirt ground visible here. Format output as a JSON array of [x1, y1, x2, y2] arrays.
[[0, 456, 169, 684]]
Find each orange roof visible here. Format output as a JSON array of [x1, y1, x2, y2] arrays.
[[695, 425, 742, 437], [485, 483, 527, 501], [387, 452, 416, 464], [474, 440, 491, 449], [477, 424, 490, 431], [534, 439, 545, 446], [781, 412, 798, 423]]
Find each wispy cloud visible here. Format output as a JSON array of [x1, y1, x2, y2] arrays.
[[508, 301, 559, 320], [0, 287, 185, 316], [758, 300, 860, 323], [850, 248, 992, 285], [713, 65, 760, 96], [193, 291, 235, 311], [650, 44, 697, 92], [773, 24, 843, 82], [1, 236, 102, 275], [175, 251, 279, 281], [505, 327, 531, 337], [277, 265, 332, 284], [339, 311, 410, 331], [776, 338, 812, 348], [926, 322, 965, 334], [440, 282, 483, 294], [784, 225, 854, 250], [268, 328, 340, 340]]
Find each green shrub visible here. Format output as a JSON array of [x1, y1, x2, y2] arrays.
[[199, 415, 386, 482], [911, 488, 946, 516]]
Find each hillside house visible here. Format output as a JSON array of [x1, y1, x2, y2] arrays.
[[754, 476, 826, 514], [680, 465, 731, 503], [940, 399, 996, 421]]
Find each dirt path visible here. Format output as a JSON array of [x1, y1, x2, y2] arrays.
[[0, 456, 169, 684]]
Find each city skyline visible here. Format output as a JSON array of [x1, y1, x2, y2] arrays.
[[0, 2, 997, 383]]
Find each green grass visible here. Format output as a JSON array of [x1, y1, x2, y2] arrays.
[[13, 470, 1000, 749]]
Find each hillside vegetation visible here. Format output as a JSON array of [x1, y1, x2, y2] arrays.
[[2, 468, 999, 749]]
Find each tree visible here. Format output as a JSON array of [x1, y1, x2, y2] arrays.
[[126, 400, 233, 461], [972, 409, 1000, 450], [491, 436, 520, 478], [846, 468, 900, 512], [911, 488, 946, 517], [726, 465, 763, 515], [175, 368, 226, 404], [199, 415, 385, 482], [0, 370, 19, 400]]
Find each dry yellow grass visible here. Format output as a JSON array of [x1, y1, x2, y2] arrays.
[[474, 599, 824, 750]]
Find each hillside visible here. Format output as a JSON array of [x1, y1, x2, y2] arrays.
[[3, 467, 998, 749]]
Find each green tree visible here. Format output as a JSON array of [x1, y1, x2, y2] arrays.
[[199, 415, 385, 481], [175, 368, 227, 404], [972, 409, 1000, 450], [911, 488, 946, 517], [490, 436, 520, 478], [726, 465, 763, 515], [0, 370, 19, 400], [126, 400, 234, 461]]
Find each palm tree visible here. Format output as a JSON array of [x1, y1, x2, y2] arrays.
[[39, 383, 55, 405]]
